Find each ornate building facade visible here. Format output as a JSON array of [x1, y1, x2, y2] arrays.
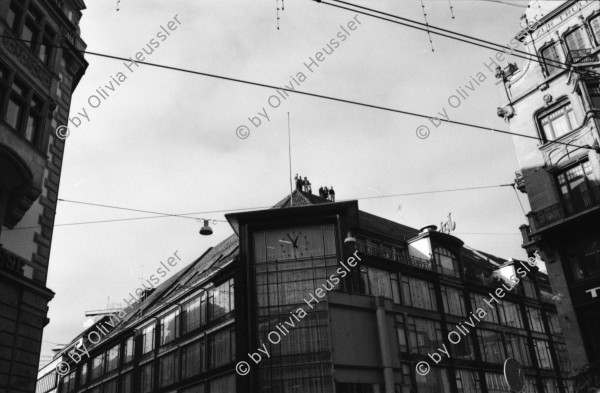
[[0, 0, 88, 392], [496, 0, 600, 371]]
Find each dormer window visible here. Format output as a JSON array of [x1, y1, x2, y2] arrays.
[[433, 247, 459, 277], [538, 101, 577, 141]]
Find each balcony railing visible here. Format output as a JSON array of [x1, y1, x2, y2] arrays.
[[407, 255, 434, 271], [530, 185, 600, 230], [356, 240, 407, 264], [566, 49, 598, 65], [355, 239, 434, 271]]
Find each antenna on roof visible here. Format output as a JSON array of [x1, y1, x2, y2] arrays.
[[288, 112, 293, 206]]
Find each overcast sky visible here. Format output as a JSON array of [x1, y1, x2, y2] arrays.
[[41, 0, 537, 362]]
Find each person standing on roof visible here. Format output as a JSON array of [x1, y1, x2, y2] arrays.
[[329, 187, 335, 202]]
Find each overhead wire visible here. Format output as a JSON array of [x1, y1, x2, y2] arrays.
[[8, 183, 518, 230], [321, 0, 599, 77], [0, 35, 591, 150]]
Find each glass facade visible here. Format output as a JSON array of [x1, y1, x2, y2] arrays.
[[253, 224, 337, 393]]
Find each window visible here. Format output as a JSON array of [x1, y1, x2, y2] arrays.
[[433, 247, 460, 277], [6, 3, 22, 32], [361, 266, 400, 303], [539, 102, 577, 141], [209, 278, 234, 320], [209, 326, 235, 369], [123, 337, 134, 363], [182, 293, 205, 334], [59, 372, 77, 393], [140, 362, 154, 393], [397, 315, 443, 354], [485, 372, 510, 393], [506, 334, 531, 366], [565, 27, 590, 53], [567, 238, 600, 280], [416, 367, 450, 393], [522, 277, 537, 299], [79, 363, 87, 385], [120, 371, 132, 393], [441, 286, 466, 316], [106, 344, 119, 372], [542, 379, 561, 393], [209, 374, 236, 393], [1, 68, 44, 146], [103, 378, 118, 393], [524, 376, 539, 393], [526, 307, 546, 333], [401, 276, 437, 311], [471, 293, 499, 324], [591, 15, 600, 46], [548, 313, 563, 336], [91, 353, 103, 380], [158, 351, 179, 387], [533, 339, 554, 369], [141, 324, 155, 354], [6, 79, 28, 131], [448, 324, 475, 360], [587, 83, 600, 109], [497, 300, 523, 328], [160, 310, 179, 345], [39, 27, 55, 65], [557, 161, 596, 216], [555, 343, 571, 372], [540, 43, 563, 76], [477, 329, 505, 363], [455, 369, 482, 393], [181, 339, 205, 379]]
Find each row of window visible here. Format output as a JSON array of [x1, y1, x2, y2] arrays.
[[408, 365, 573, 393], [540, 13, 600, 75], [349, 265, 562, 335], [7, 0, 56, 67], [64, 371, 235, 393], [0, 62, 45, 146], [395, 314, 570, 372], [65, 278, 234, 390], [61, 326, 235, 393]]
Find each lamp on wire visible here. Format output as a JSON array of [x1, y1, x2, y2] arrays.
[[199, 219, 214, 236]]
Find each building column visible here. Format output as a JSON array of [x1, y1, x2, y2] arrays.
[[375, 296, 395, 393]]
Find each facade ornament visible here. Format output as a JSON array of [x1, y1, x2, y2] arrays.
[[497, 105, 515, 122]]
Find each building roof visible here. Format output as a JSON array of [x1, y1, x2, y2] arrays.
[[272, 190, 332, 208], [57, 191, 523, 357]]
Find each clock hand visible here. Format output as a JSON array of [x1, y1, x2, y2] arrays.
[[293, 236, 299, 248], [286, 234, 297, 247]]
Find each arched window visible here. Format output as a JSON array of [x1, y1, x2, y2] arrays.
[[433, 247, 459, 277], [537, 101, 577, 141]]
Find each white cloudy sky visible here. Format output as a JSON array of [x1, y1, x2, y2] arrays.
[[41, 0, 539, 360]]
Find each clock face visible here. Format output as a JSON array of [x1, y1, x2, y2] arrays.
[[278, 231, 310, 259]]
